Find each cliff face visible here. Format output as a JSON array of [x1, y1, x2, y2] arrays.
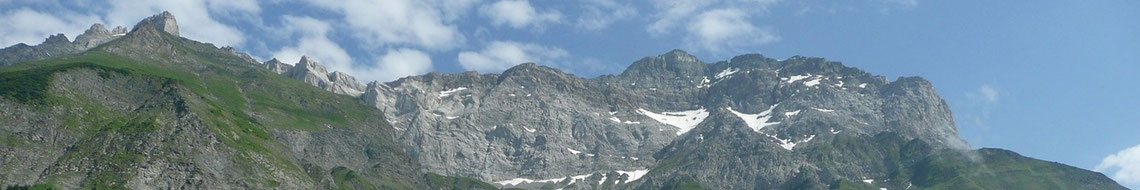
[[0, 11, 1126, 190], [348, 49, 994, 189]]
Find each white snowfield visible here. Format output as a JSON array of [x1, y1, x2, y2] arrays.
[[812, 108, 835, 112], [766, 133, 816, 150], [804, 78, 822, 87], [637, 108, 710, 135], [727, 104, 780, 133], [715, 67, 739, 79], [567, 148, 582, 155], [784, 74, 812, 83], [438, 87, 468, 98], [494, 169, 651, 186]]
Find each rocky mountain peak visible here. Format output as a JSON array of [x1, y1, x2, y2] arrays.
[[620, 50, 706, 79], [662, 49, 699, 64], [131, 11, 179, 36], [294, 56, 328, 74], [42, 33, 71, 46], [111, 26, 128, 34], [262, 58, 293, 74], [83, 24, 110, 36], [74, 23, 125, 48]]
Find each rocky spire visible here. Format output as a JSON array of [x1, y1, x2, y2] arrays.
[[111, 26, 128, 34], [74, 24, 115, 48], [42, 33, 71, 46], [131, 11, 179, 36], [263, 58, 293, 74]]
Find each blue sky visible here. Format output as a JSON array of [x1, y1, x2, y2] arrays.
[[2, 0, 1139, 187]]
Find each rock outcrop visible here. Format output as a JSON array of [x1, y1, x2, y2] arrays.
[[280, 56, 366, 96], [0, 22, 129, 66], [132, 11, 179, 37]]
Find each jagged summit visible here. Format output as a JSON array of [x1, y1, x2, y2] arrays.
[[131, 11, 179, 36], [74, 23, 127, 48], [276, 55, 367, 96]]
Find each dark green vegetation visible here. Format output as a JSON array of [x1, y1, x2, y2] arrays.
[[3, 184, 55, 190]]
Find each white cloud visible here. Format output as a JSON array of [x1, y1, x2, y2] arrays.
[[684, 8, 779, 53], [458, 41, 568, 73], [574, 0, 637, 30], [269, 16, 433, 83], [968, 84, 1000, 104], [480, 0, 561, 29], [100, 0, 251, 47], [979, 84, 999, 103], [646, 0, 782, 54], [885, 0, 918, 9], [0, 8, 101, 46], [308, 0, 465, 50], [364, 48, 434, 82], [1097, 144, 1140, 186], [271, 16, 353, 71]]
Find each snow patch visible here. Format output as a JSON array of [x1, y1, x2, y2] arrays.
[[697, 77, 711, 88], [445, 116, 459, 120], [830, 128, 842, 134], [715, 67, 739, 79], [438, 87, 468, 98], [812, 108, 835, 112], [727, 104, 780, 133], [767, 134, 816, 150], [523, 126, 536, 133], [509, 93, 516, 97], [862, 179, 874, 184], [567, 148, 582, 155], [637, 108, 710, 135], [804, 78, 822, 87], [784, 74, 811, 83], [859, 83, 868, 88], [784, 110, 801, 117], [616, 169, 650, 183]]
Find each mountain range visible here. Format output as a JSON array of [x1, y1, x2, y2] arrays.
[[0, 11, 1128, 190]]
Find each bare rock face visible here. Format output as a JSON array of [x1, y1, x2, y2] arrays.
[[348, 50, 979, 189], [132, 11, 179, 36], [282, 56, 366, 96], [263, 58, 293, 74], [74, 24, 114, 49]]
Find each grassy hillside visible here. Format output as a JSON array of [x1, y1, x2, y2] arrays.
[[0, 28, 425, 189]]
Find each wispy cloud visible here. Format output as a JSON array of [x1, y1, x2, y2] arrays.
[[480, 0, 562, 29], [270, 15, 353, 70], [975, 84, 1000, 103], [1097, 144, 1140, 186], [457, 41, 568, 73], [684, 8, 780, 54], [0, 8, 100, 46], [573, 0, 636, 30], [646, 0, 782, 55], [367, 48, 434, 82], [305, 0, 465, 51]]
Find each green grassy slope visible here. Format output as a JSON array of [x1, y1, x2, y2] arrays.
[[0, 27, 426, 189]]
